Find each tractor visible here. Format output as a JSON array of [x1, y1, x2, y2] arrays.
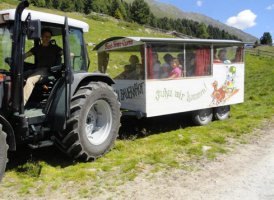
[[0, 0, 121, 181]]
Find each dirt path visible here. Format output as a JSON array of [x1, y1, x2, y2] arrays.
[[96, 122, 274, 200]]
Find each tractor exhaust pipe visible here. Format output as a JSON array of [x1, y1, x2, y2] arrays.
[[11, 0, 29, 114]]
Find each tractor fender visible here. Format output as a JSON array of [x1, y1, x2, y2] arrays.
[[71, 72, 115, 95], [0, 115, 16, 151]]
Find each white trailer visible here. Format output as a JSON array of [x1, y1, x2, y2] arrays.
[[94, 37, 245, 125]]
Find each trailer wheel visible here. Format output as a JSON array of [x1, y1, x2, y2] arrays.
[[57, 82, 121, 161], [214, 106, 230, 121], [0, 124, 8, 181], [192, 108, 213, 126]]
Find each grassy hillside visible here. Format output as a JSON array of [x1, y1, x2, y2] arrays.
[[0, 3, 274, 199]]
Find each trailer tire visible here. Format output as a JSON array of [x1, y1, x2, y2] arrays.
[[57, 82, 121, 161], [214, 106, 230, 121], [192, 108, 213, 126], [0, 124, 8, 182]]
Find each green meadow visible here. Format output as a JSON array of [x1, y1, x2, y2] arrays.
[[0, 2, 274, 199]]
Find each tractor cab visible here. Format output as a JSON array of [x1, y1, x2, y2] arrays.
[[0, 8, 89, 111]]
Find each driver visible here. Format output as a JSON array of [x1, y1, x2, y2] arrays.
[[23, 28, 62, 106]]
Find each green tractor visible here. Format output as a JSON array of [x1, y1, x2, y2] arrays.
[[0, 0, 121, 181]]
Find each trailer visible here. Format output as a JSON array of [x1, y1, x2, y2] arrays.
[[94, 37, 245, 124]]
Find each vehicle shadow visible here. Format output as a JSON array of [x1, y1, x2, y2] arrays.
[[119, 112, 194, 140], [7, 145, 73, 171], [6, 112, 194, 173]]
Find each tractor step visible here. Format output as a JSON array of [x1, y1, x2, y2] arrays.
[[25, 108, 46, 124], [28, 140, 53, 149]]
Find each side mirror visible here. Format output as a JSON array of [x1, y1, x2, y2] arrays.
[[27, 20, 41, 40]]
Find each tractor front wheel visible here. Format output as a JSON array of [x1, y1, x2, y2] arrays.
[[0, 124, 8, 181]]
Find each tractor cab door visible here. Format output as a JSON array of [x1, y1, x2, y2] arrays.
[[46, 17, 72, 131]]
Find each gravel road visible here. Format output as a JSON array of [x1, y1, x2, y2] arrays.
[[97, 123, 274, 200]]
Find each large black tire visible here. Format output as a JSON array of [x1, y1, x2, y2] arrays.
[[214, 106, 230, 121], [56, 82, 121, 161], [192, 108, 213, 126], [0, 124, 8, 182]]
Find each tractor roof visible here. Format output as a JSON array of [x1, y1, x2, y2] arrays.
[[0, 9, 89, 32]]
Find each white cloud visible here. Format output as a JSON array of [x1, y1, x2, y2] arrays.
[[226, 10, 257, 30], [266, 4, 274, 10], [196, 1, 203, 7]]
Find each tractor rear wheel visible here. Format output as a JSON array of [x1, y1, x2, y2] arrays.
[[0, 124, 8, 181], [57, 82, 121, 161]]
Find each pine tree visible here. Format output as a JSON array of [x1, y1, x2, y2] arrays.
[[84, 0, 93, 14], [74, 0, 84, 13], [60, 0, 73, 12], [197, 23, 209, 39], [52, 0, 60, 9], [130, 0, 151, 25]]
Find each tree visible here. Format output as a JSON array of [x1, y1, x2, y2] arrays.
[[60, 0, 73, 12], [260, 32, 273, 45], [45, 0, 52, 8], [91, 0, 110, 15], [197, 23, 209, 39], [110, 0, 120, 16], [74, 0, 85, 13], [114, 9, 123, 20], [84, 0, 93, 14], [130, 0, 151, 25], [52, 0, 60, 9]]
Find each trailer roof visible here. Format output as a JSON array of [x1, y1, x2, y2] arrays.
[[94, 36, 244, 52], [0, 9, 89, 32]]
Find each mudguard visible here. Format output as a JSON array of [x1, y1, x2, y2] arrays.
[[71, 72, 115, 95]]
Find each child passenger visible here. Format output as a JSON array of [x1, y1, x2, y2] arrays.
[[168, 58, 182, 79]]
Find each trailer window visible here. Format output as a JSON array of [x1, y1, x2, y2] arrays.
[[213, 46, 244, 64], [147, 44, 184, 79], [186, 44, 212, 77], [147, 44, 212, 79], [98, 45, 145, 80]]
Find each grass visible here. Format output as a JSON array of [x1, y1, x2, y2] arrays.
[[0, 2, 274, 199]]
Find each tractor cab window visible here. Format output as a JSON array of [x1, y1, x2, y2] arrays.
[[0, 25, 12, 71], [69, 28, 87, 72]]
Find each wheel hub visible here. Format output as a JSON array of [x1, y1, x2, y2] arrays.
[[85, 100, 112, 145]]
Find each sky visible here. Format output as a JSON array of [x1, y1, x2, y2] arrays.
[[157, 0, 273, 39]]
